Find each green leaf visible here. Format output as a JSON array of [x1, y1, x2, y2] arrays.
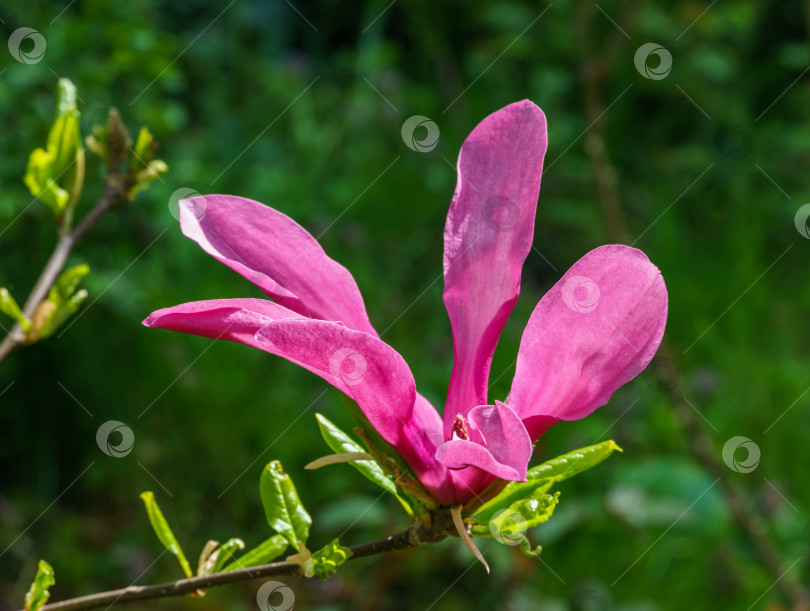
[[471, 492, 560, 538], [286, 539, 353, 580], [341, 396, 434, 508], [196, 540, 220, 577], [0, 288, 31, 331], [221, 535, 288, 571], [26, 264, 90, 342], [139, 491, 193, 578], [518, 536, 543, 558], [259, 461, 312, 551], [211, 538, 246, 573], [527, 440, 623, 481], [128, 126, 167, 200], [132, 126, 155, 165], [310, 538, 353, 580], [197, 538, 246, 576], [315, 413, 398, 496], [473, 441, 621, 523], [23, 560, 54, 611], [23, 79, 85, 226], [341, 396, 411, 477], [53, 263, 90, 297]]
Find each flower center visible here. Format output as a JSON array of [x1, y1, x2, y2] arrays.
[[452, 413, 470, 441]]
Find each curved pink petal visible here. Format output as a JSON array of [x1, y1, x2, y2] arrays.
[[144, 299, 455, 505], [435, 401, 532, 481], [509, 245, 668, 439], [442, 100, 548, 434], [178, 195, 378, 336], [143, 298, 306, 347]]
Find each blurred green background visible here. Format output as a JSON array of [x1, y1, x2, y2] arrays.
[[1, 1, 808, 609]]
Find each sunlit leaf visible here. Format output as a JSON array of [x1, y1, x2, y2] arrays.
[[518, 536, 543, 558], [342, 397, 433, 508], [139, 491, 193, 578], [25, 264, 90, 343], [259, 461, 311, 551], [196, 538, 246, 576], [471, 492, 560, 539], [310, 538, 353, 580], [0, 288, 31, 331], [196, 540, 220, 577], [221, 535, 288, 572], [23, 79, 84, 226], [211, 538, 246, 573], [315, 413, 398, 496], [527, 441, 622, 481], [473, 441, 620, 523], [23, 560, 54, 611]]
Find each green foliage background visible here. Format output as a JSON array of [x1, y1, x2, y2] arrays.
[[1, 1, 808, 609]]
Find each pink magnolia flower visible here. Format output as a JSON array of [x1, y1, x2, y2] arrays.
[[144, 101, 667, 506]]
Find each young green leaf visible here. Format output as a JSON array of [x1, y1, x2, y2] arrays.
[[310, 538, 353, 581], [518, 536, 543, 558], [0, 288, 31, 331], [196, 538, 246, 576], [259, 461, 311, 551], [341, 396, 433, 509], [139, 491, 193, 578], [220, 535, 288, 572], [132, 126, 156, 165], [340, 396, 412, 477], [23, 560, 54, 611], [196, 540, 221, 577], [25, 264, 90, 343], [129, 129, 168, 202], [211, 538, 246, 573], [23, 79, 85, 227], [315, 413, 398, 496], [526, 440, 622, 481], [472, 441, 621, 523], [471, 492, 560, 538]]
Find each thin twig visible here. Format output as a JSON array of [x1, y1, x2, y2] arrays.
[[0, 171, 130, 366], [28, 521, 444, 611], [575, 3, 809, 607]]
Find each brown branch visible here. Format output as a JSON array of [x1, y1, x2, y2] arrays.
[[28, 521, 444, 611], [0, 170, 130, 367], [575, 3, 809, 608]]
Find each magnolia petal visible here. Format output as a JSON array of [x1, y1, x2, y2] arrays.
[[178, 195, 378, 336], [143, 298, 456, 505], [443, 100, 548, 434], [509, 245, 668, 437], [435, 402, 532, 481], [143, 298, 306, 348]]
